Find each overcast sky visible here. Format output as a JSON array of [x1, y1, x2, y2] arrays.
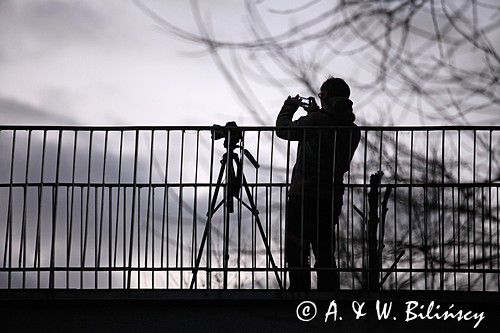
[[0, 0, 274, 125], [1, 1, 498, 126]]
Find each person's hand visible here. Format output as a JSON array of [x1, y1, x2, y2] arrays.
[[304, 97, 320, 113], [284, 94, 302, 108]]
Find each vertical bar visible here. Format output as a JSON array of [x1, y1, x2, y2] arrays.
[[252, 131, 261, 288], [82, 130, 94, 288], [137, 187, 141, 288], [424, 130, 429, 289], [269, 130, 275, 289], [97, 131, 109, 288], [34, 130, 47, 288], [393, 130, 398, 288], [4, 130, 16, 289], [329, 128, 337, 289], [472, 130, 477, 286], [112, 131, 123, 285], [49, 130, 63, 288], [456, 130, 461, 289], [315, 128, 321, 289], [440, 130, 445, 290], [192, 130, 200, 288], [236, 131, 245, 289], [20, 130, 32, 288], [177, 130, 185, 288], [66, 130, 78, 288], [488, 130, 492, 289], [362, 130, 368, 288], [145, 130, 154, 287], [283, 132, 291, 289], [161, 130, 170, 288], [409, 130, 414, 290], [206, 129, 215, 289], [108, 182, 112, 289], [347, 130, 353, 288], [127, 130, 140, 289]]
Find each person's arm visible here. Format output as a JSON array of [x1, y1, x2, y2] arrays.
[[275, 96, 318, 141]]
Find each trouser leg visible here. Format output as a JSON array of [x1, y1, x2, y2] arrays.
[[285, 196, 310, 290], [311, 197, 342, 291]]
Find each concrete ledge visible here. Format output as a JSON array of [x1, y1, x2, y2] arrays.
[[1, 290, 499, 332]]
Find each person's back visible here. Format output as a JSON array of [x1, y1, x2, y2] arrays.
[[276, 77, 360, 291]]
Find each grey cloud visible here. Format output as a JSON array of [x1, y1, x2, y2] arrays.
[[0, 1, 107, 61], [0, 96, 77, 125]]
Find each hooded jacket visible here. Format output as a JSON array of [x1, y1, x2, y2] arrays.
[[276, 97, 360, 199]]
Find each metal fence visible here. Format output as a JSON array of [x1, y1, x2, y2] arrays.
[[0, 126, 499, 291]]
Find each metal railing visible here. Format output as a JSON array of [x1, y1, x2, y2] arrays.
[[0, 125, 499, 291]]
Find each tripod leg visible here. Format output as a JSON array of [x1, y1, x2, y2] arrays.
[[222, 157, 236, 289], [189, 158, 226, 289], [241, 176, 284, 290]]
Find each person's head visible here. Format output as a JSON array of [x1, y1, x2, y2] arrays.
[[318, 77, 350, 107]]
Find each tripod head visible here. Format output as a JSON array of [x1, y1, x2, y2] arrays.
[[212, 121, 259, 169], [211, 121, 261, 212], [212, 121, 243, 151]]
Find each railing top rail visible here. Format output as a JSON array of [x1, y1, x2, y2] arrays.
[[1, 125, 500, 131]]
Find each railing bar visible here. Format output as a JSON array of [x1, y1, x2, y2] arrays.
[[4, 124, 500, 131], [300, 128, 306, 289], [145, 130, 155, 287], [137, 189, 141, 288], [4, 130, 16, 288], [49, 130, 63, 288], [456, 130, 461, 288], [97, 131, 109, 285], [378, 130, 383, 287], [192, 130, 200, 288], [66, 131, 77, 288], [393, 130, 398, 289], [126, 130, 140, 289], [108, 185, 113, 289], [487, 131, 492, 283], [497, 187, 499, 291], [409, 130, 414, 290], [177, 130, 185, 288], [122, 186, 127, 288], [440, 130, 445, 290], [4, 181, 500, 188], [20, 129, 32, 288], [207, 129, 215, 289], [424, 130, 429, 290], [362, 130, 368, 289], [347, 130, 353, 288], [34, 130, 47, 289], [81, 130, 94, 288], [481, 186, 485, 291], [4, 267, 499, 273], [161, 130, 170, 287], [472, 130, 477, 278], [236, 131, 245, 289], [330, 129, 337, 290]]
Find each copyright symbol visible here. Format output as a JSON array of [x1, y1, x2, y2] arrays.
[[296, 301, 317, 322]]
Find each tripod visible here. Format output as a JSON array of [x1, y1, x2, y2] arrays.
[[190, 143, 283, 290]]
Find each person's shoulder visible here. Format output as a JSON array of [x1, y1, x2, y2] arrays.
[[301, 111, 327, 125]]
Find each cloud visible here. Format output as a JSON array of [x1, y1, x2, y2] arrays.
[[0, 96, 77, 125], [0, 1, 107, 61]]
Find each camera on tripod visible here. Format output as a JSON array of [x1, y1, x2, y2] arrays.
[[212, 121, 243, 148], [191, 120, 283, 289]]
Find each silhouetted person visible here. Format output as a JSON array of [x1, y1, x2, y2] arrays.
[[276, 77, 360, 291]]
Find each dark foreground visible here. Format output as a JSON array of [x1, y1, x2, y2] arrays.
[[1, 290, 499, 332]]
